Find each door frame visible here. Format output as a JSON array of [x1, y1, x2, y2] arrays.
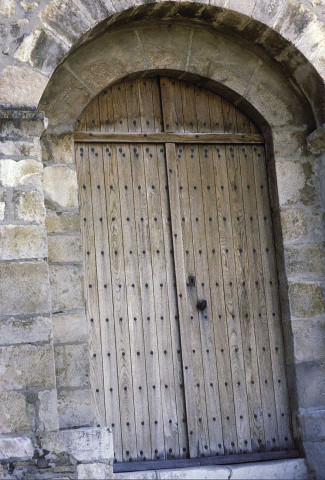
[[74, 133, 298, 472]]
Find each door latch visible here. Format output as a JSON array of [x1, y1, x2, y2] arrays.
[[196, 300, 207, 311]]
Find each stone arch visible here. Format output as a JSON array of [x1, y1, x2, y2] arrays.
[[11, 1, 323, 126], [35, 4, 324, 478]]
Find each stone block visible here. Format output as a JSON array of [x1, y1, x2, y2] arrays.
[[39, 0, 91, 46], [284, 244, 325, 276], [0, 261, 50, 316], [189, 27, 258, 97], [67, 28, 146, 93], [77, 462, 113, 479], [38, 389, 59, 432], [252, 0, 287, 27], [0, 201, 5, 220], [280, 208, 307, 242], [58, 389, 93, 429], [54, 343, 90, 388], [14, 27, 67, 75], [292, 318, 325, 363], [272, 128, 308, 158], [74, 0, 114, 23], [0, 139, 40, 158], [20, 1, 39, 12], [53, 313, 87, 344], [0, 159, 42, 188], [0, 344, 56, 390], [230, 458, 309, 479], [0, 316, 52, 346], [0, 66, 48, 108], [274, 0, 316, 46], [304, 441, 325, 479], [307, 124, 325, 156], [46, 212, 80, 233], [0, 392, 29, 433], [41, 133, 74, 164], [39, 63, 92, 130], [115, 471, 156, 480], [301, 409, 325, 442], [157, 466, 230, 479], [0, 225, 47, 260], [43, 166, 78, 209], [49, 264, 84, 311], [308, 210, 325, 243], [0, 0, 15, 17], [275, 161, 306, 206], [1, 117, 45, 138], [296, 361, 325, 409], [245, 63, 306, 128], [48, 234, 82, 263], [289, 282, 324, 318], [295, 21, 325, 79], [40, 427, 114, 463], [0, 437, 34, 460], [13, 190, 46, 223]]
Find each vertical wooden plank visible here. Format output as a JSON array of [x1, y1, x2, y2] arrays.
[[252, 146, 293, 449], [235, 109, 251, 133], [138, 78, 163, 133], [208, 92, 225, 133], [160, 77, 184, 132], [124, 82, 168, 460], [87, 144, 123, 460], [238, 145, 279, 450], [98, 90, 109, 132], [130, 144, 166, 459], [99, 87, 115, 133], [194, 88, 212, 132], [157, 146, 189, 459], [221, 99, 238, 133], [176, 144, 210, 455], [199, 143, 237, 454], [225, 145, 267, 452], [180, 82, 198, 133], [112, 83, 129, 132], [75, 143, 106, 427], [138, 78, 187, 458], [165, 143, 202, 458], [126, 81, 141, 133], [143, 144, 182, 459], [185, 143, 224, 456], [103, 143, 138, 462], [85, 96, 101, 131], [116, 144, 152, 461], [213, 145, 251, 453]]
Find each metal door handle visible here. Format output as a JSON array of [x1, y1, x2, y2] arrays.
[[196, 300, 207, 311]]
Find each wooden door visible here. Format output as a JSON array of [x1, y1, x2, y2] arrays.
[[75, 77, 294, 467]]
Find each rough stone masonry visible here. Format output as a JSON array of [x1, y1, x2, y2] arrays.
[[0, 0, 324, 479]]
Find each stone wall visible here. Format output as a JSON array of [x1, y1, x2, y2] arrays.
[[41, 133, 94, 431], [0, 109, 58, 436], [0, 1, 324, 479]]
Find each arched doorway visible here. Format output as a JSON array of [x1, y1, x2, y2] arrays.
[[74, 76, 293, 467]]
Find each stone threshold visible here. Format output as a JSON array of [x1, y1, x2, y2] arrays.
[[114, 458, 311, 479]]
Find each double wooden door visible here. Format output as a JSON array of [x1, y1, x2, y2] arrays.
[[75, 77, 293, 466]]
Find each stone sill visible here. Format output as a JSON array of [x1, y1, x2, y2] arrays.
[[114, 458, 311, 480]]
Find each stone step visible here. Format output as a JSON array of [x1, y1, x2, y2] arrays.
[[114, 458, 311, 479]]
